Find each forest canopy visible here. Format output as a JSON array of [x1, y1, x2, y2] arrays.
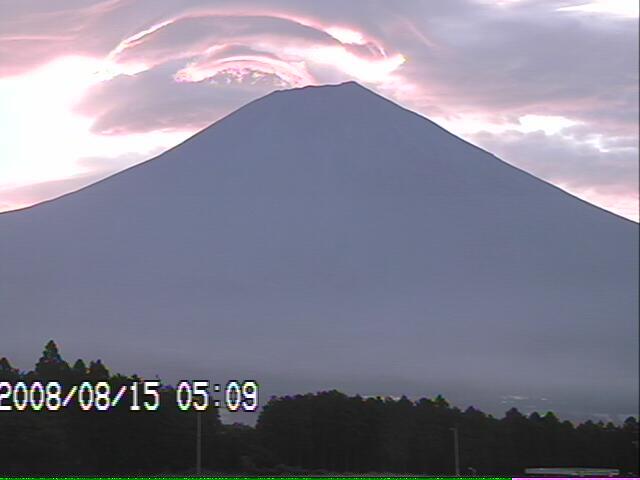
[[0, 341, 637, 476]]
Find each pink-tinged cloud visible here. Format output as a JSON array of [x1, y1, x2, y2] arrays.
[[70, 9, 407, 135], [98, 11, 403, 88], [173, 49, 315, 87], [0, 0, 637, 221]]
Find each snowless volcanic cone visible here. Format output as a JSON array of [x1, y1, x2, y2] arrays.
[[0, 82, 637, 420]]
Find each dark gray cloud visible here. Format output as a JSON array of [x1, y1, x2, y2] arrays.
[[387, 1, 639, 126], [75, 60, 271, 134]]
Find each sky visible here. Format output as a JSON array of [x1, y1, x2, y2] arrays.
[[0, 0, 638, 221]]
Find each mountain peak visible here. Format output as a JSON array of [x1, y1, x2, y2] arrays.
[[268, 80, 379, 106], [275, 80, 366, 94], [0, 78, 636, 424]]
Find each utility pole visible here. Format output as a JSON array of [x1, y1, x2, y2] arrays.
[[450, 425, 460, 476], [196, 410, 202, 475]]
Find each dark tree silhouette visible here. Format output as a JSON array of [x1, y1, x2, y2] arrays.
[[87, 359, 109, 382], [34, 340, 70, 382], [0, 341, 638, 476], [0, 357, 19, 382]]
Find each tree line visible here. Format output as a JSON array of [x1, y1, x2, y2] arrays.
[[0, 341, 637, 475]]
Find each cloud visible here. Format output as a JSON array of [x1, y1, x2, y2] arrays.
[[75, 60, 269, 135], [70, 6, 406, 134], [0, 0, 128, 76], [0, 174, 100, 212], [388, 1, 638, 122], [472, 129, 639, 221], [76, 0, 637, 144], [0, 151, 150, 212], [0, 0, 637, 220]]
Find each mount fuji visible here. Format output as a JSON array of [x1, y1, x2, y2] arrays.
[[1, 82, 637, 421]]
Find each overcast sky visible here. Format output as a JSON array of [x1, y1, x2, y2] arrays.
[[0, 0, 638, 220]]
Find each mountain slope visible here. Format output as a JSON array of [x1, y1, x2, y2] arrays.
[[1, 82, 637, 420]]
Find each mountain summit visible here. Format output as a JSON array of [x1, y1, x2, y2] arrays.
[[1, 82, 637, 420]]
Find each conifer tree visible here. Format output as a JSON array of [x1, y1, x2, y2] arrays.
[[35, 340, 70, 381], [0, 357, 19, 382], [70, 359, 87, 383], [87, 359, 109, 381]]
